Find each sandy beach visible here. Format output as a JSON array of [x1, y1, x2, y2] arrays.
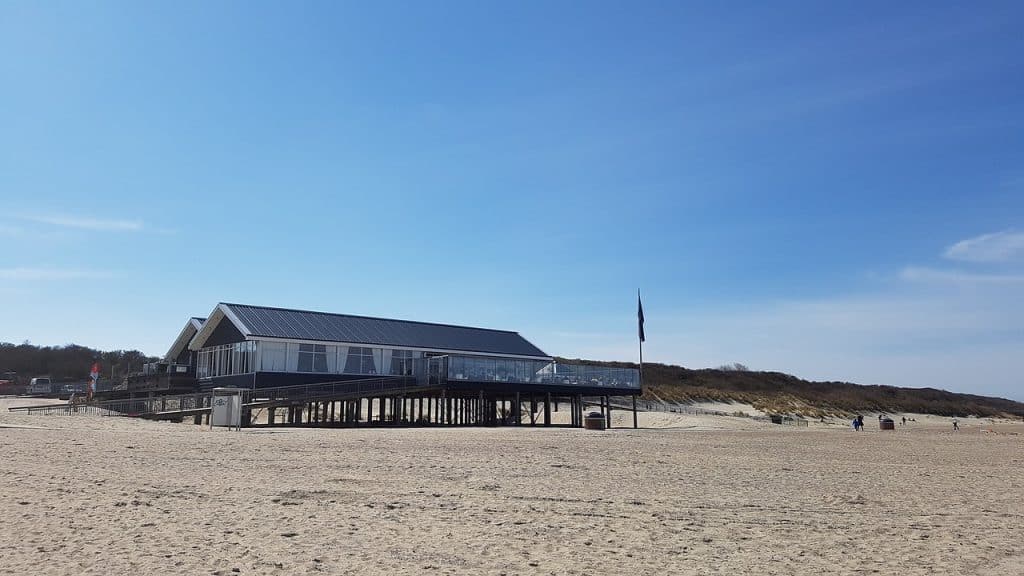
[[1, 399, 1021, 575]]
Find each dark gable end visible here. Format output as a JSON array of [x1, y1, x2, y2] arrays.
[[174, 346, 192, 365], [204, 315, 247, 347]]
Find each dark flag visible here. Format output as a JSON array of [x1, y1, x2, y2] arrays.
[[637, 290, 645, 343]]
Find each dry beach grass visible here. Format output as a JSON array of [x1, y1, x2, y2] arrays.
[[1, 399, 1022, 575]]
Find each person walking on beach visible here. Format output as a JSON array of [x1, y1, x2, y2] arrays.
[[953, 418, 959, 432], [902, 416, 906, 426]]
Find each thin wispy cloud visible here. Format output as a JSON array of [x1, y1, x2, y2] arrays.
[[0, 267, 115, 280], [900, 266, 1024, 285], [944, 230, 1024, 263], [20, 214, 144, 231]]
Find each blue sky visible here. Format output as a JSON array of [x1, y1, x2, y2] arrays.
[[2, 1, 1022, 400]]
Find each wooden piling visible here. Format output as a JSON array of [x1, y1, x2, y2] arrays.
[[544, 393, 551, 427], [478, 391, 484, 426]]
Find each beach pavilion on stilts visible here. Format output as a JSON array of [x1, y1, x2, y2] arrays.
[[164, 303, 641, 428]]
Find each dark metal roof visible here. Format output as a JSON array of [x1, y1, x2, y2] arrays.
[[222, 303, 550, 358]]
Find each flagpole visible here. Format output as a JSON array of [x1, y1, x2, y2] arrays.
[[636, 289, 643, 430]]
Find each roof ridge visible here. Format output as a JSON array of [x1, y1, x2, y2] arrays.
[[219, 302, 525, 336]]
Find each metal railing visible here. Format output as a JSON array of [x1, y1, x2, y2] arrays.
[[8, 376, 429, 418], [244, 376, 424, 407], [607, 397, 732, 416], [445, 355, 641, 389], [8, 392, 214, 417]]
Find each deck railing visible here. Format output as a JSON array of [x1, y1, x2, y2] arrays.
[[245, 376, 422, 407], [445, 355, 640, 389], [7, 376, 425, 417], [8, 392, 214, 417]]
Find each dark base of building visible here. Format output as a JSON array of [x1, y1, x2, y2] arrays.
[[248, 390, 638, 430]]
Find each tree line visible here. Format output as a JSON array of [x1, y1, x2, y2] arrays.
[[0, 342, 158, 385]]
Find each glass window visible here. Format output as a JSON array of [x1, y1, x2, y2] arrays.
[[362, 348, 378, 375], [341, 347, 378, 374], [298, 343, 328, 373], [325, 345, 337, 373], [343, 347, 364, 373], [197, 341, 257, 377], [449, 355, 463, 379], [314, 347, 327, 372], [390, 349, 414, 376], [286, 343, 299, 372], [261, 341, 287, 371], [335, 346, 347, 373]]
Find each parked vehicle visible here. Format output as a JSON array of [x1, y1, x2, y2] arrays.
[[0, 379, 23, 394], [57, 383, 88, 400], [27, 377, 53, 395]]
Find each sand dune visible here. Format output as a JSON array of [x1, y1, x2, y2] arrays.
[[1, 400, 1022, 575]]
